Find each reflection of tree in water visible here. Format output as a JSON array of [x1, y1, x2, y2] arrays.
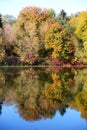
[[44, 68, 75, 116], [15, 68, 55, 121], [14, 68, 75, 120], [75, 91, 87, 119], [0, 67, 87, 120], [70, 68, 87, 119], [3, 68, 20, 88], [0, 103, 2, 115], [59, 105, 68, 116]]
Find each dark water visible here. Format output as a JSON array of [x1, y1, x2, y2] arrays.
[[0, 67, 87, 130]]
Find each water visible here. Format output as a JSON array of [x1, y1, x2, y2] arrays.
[[0, 67, 87, 130]]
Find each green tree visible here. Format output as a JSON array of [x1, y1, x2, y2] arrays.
[[2, 15, 16, 25], [58, 9, 69, 25], [0, 14, 3, 28]]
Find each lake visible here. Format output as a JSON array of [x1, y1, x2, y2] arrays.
[[0, 67, 87, 130]]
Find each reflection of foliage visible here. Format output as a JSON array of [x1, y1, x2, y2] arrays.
[[75, 91, 87, 119], [0, 69, 6, 102], [15, 68, 55, 120], [3, 68, 20, 88], [45, 69, 74, 99], [0, 68, 87, 121], [44, 68, 74, 115], [70, 68, 87, 119]]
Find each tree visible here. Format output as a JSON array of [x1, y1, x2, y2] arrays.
[[3, 24, 19, 66], [0, 14, 3, 28], [2, 15, 16, 25], [0, 29, 5, 62], [14, 6, 57, 64], [0, 14, 5, 62], [58, 9, 69, 25], [15, 20, 40, 64], [69, 13, 79, 33], [0, 13, 19, 65], [44, 22, 74, 60], [75, 11, 87, 42], [71, 11, 87, 63], [47, 9, 56, 18]]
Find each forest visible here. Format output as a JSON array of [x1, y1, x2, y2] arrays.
[[0, 6, 87, 66]]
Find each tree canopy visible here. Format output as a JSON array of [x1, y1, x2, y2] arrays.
[[0, 7, 87, 65]]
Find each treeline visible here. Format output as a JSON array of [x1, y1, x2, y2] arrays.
[[0, 7, 87, 65]]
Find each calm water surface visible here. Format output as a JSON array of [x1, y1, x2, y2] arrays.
[[0, 67, 87, 130]]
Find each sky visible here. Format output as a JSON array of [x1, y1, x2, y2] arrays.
[[0, 0, 87, 17]]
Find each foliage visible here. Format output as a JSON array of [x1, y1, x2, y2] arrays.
[[69, 13, 79, 32], [4, 25, 16, 45], [0, 29, 5, 61], [2, 15, 16, 25], [15, 21, 39, 64], [0, 14, 5, 62], [75, 11, 87, 42], [58, 9, 69, 25], [0, 7, 87, 65], [69, 12, 87, 63], [44, 22, 74, 60], [0, 68, 87, 120], [14, 7, 56, 64], [75, 91, 87, 119]]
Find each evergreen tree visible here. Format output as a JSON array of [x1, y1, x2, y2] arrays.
[[0, 14, 3, 28]]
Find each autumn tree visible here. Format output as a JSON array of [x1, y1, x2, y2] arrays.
[[75, 11, 87, 42], [44, 22, 74, 60], [0, 29, 5, 62], [14, 6, 57, 64], [1, 22, 19, 65], [15, 20, 40, 64], [69, 13, 79, 33], [0, 13, 19, 65], [4, 25, 18, 58], [0, 14, 5, 62], [70, 11, 87, 63]]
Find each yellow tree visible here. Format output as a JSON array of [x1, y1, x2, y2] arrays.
[[69, 14, 79, 32], [75, 11, 87, 42], [74, 11, 87, 63]]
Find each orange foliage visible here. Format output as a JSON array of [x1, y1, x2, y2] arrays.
[[45, 73, 61, 99]]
